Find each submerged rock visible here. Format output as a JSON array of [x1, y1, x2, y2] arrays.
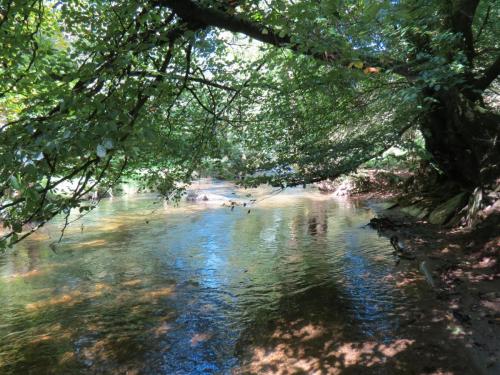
[[186, 191, 199, 201]]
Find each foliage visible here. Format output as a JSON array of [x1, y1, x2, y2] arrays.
[[1, 0, 499, 249]]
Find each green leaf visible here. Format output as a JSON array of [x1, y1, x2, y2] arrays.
[[9, 176, 21, 190]]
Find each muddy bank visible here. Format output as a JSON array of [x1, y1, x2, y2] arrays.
[[366, 200, 500, 374]]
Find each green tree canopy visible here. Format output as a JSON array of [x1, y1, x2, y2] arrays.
[[1, 0, 499, 249]]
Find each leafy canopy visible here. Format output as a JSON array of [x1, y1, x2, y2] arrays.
[[0, 0, 498, 249]]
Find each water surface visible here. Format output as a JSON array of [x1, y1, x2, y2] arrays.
[[0, 183, 430, 374]]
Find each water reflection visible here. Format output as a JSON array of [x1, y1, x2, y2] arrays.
[[0, 184, 437, 373]]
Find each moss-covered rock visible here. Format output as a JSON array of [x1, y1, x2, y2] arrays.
[[401, 204, 429, 219], [429, 192, 469, 225]]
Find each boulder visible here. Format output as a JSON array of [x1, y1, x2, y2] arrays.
[[186, 191, 198, 202], [401, 204, 429, 219], [429, 192, 469, 225]]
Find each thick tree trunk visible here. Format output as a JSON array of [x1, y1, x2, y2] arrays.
[[421, 91, 500, 190]]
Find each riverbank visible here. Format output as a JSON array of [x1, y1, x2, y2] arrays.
[[314, 170, 499, 373], [366, 199, 500, 374]]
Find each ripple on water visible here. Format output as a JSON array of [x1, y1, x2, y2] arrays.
[[0, 186, 422, 374]]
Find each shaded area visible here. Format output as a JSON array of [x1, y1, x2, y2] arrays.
[[0, 186, 484, 373], [235, 284, 477, 374]]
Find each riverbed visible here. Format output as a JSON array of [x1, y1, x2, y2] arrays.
[[0, 182, 478, 374]]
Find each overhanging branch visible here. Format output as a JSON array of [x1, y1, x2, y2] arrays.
[[155, 0, 414, 78], [473, 55, 500, 91]]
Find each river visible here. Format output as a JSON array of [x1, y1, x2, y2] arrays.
[[0, 181, 464, 374]]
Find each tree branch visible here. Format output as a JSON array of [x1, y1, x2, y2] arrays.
[[155, 0, 414, 78], [474, 5, 491, 44], [449, 0, 480, 64], [473, 55, 500, 91]]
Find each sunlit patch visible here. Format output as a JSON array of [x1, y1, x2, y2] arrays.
[[395, 272, 423, 288], [382, 274, 395, 282], [27, 323, 73, 345], [84, 220, 124, 233], [81, 338, 112, 362], [79, 334, 139, 365], [29, 334, 52, 344], [6, 269, 42, 279], [122, 279, 142, 287], [330, 340, 414, 366], [69, 239, 107, 249], [446, 324, 466, 336], [481, 299, 500, 313], [58, 351, 76, 365], [26, 290, 83, 310], [114, 290, 135, 304], [152, 322, 172, 337], [84, 283, 112, 298], [190, 332, 212, 346], [87, 323, 103, 332], [242, 338, 415, 374], [93, 283, 112, 294], [271, 322, 324, 342], [140, 286, 175, 300], [472, 256, 497, 269]]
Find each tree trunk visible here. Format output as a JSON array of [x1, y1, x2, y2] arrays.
[[421, 91, 500, 190]]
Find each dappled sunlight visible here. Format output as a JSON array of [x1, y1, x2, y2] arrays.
[[25, 283, 113, 311], [28, 334, 52, 345], [271, 322, 325, 342], [81, 222, 125, 233], [472, 256, 497, 269], [480, 299, 500, 313], [382, 270, 424, 288], [5, 268, 42, 279], [122, 279, 143, 287], [26, 290, 83, 311], [330, 339, 414, 367], [151, 322, 172, 337], [58, 351, 76, 365], [86, 282, 112, 298], [81, 337, 122, 363], [3, 262, 66, 281], [2, 190, 489, 374], [190, 332, 213, 346], [241, 335, 415, 374], [140, 286, 175, 301], [28, 323, 73, 345], [237, 315, 420, 374], [69, 239, 108, 250]]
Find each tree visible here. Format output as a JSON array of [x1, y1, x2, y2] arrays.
[[159, 0, 499, 187], [0, 0, 498, 249]]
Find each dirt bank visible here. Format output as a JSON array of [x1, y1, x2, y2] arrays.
[[367, 200, 500, 375]]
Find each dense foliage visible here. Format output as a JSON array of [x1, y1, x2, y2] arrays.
[[1, 0, 498, 249]]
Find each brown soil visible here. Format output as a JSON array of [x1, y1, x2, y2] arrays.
[[366, 201, 500, 375]]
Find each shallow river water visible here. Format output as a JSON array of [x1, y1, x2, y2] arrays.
[[0, 182, 455, 374]]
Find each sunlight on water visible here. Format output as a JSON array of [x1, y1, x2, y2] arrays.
[[0, 181, 423, 374]]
